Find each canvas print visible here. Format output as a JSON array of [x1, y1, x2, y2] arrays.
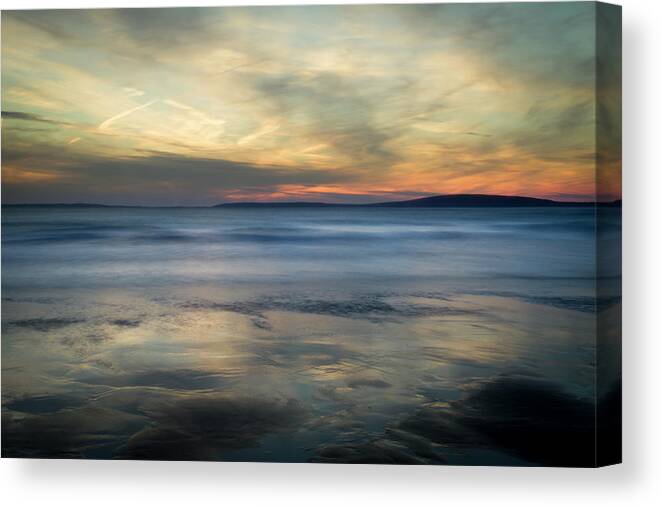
[[1, 2, 621, 466]]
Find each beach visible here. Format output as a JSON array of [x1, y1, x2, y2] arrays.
[[1, 206, 620, 464]]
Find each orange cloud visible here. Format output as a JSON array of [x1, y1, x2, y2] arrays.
[[2, 166, 69, 184]]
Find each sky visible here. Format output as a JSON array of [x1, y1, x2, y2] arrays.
[[1, 3, 621, 205]]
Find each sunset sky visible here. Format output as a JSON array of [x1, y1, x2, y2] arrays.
[[1, 3, 620, 205]]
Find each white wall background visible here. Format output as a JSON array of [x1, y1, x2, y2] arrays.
[[0, 0, 659, 505]]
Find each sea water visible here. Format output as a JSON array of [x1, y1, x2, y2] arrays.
[[1, 206, 621, 464]]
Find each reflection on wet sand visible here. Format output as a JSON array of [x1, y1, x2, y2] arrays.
[[2, 289, 598, 464]]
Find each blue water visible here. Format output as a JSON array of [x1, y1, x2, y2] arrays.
[[1, 206, 620, 464]]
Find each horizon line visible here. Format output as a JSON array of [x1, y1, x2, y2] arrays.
[[1, 193, 622, 208]]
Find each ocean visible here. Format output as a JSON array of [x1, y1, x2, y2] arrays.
[[1, 206, 621, 464]]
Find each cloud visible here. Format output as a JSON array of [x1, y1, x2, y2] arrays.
[[1, 149, 355, 206], [4, 395, 86, 415], [252, 71, 404, 167], [1, 166, 70, 184], [98, 100, 158, 131], [110, 7, 227, 55], [237, 120, 280, 146], [0, 4, 619, 203], [3, 317, 84, 332], [2, 110, 71, 126], [122, 87, 145, 97]]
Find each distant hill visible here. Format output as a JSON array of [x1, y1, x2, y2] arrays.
[[2, 202, 116, 208], [367, 194, 608, 207], [216, 194, 621, 208], [213, 201, 340, 208], [3, 195, 621, 208]]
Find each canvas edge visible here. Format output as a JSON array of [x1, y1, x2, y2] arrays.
[[595, 0, 622, 468]]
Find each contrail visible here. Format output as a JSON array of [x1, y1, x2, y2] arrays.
[[98, 100, 157, 131], [237, 120, 280, 146]]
